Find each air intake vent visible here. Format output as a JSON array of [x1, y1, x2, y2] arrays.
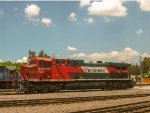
[[97, 61, 102, 63]]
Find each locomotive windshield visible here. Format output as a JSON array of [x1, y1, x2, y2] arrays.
[[9, 70, 16, 74], [0, 66, 4, 72], [39, 60, 52, 66], [28, 60, 37, 65]]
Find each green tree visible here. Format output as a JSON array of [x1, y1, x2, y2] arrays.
[[128, 64, 140, 75], [13, 62, 24, 71], [38, 50, 51, 58], [141, 57, 150, 73], [1, 61, 13, 66], [28, 50, 36, 58], [0, 61, 23, 71], [38, 50, 45, 57]]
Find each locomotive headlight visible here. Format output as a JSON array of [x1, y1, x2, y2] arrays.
[[38, 68, 41, 71]]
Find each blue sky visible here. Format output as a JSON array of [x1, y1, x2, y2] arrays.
[[0, 0, 150, 63]]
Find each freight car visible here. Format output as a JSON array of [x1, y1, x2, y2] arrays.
[[13, 57, 134, 93], [0, 66, 16, 88]]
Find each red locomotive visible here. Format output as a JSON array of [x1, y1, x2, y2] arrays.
[[14, 51, 134, 93]]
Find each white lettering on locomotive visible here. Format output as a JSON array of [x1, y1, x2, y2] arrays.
[[81, 66, 109, 73]]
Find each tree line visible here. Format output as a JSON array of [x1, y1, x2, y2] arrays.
[[0, 61, 23, 71], [0, 50, 51, 71], [128, 57, 150, 77]]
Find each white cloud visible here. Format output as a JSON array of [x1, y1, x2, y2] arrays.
[[87, 0, 127, 16], [24, 4, 40, 20], [0, 9, 4, 15], [142, 53, 150, 58], [24, 4, 53, 27], [17, 57, 28, 63], [80, 0, 91, 7], [14, 7, 18, 12], [67, 46, 78, 51], [104, 16, 114, 22], [68, 12, 77, 22], [137, 0, 150, 11], [84, 18, 95, 24], [136, 28, 143, 34], [41, 17, 52, 27], [68, 47, 142, 63], [0, 59, 2, 62], [71, 53, 86, 58]]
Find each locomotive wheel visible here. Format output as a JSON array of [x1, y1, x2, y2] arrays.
[[40, 86, 49, 93], [48, 84, 62, 92], [101, 87, 105, 91], [105, 83, 113, 90], [14, 81, 23, 93], [24, 86, 35, 94], [55, 85, 62, 92], [107, 85, 113, 90]]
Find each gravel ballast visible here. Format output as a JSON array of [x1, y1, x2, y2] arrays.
[[0, 86, 149, 113]]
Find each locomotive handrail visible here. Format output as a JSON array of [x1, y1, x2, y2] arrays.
[[16, 72, 23, 80], [24, 74, 29, 80], [16, 72, 28, 81]]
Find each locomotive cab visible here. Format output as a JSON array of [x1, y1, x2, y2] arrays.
[[20, 57, 52, 80]]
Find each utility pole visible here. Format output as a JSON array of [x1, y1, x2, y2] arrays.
[[139, 56, 142, 76], [139, 56, 142, 86]]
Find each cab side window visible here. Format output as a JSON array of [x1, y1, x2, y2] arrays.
[[39, 60, 51, 67], [39, 60, 45, 66], [45, 61, 52, 66]]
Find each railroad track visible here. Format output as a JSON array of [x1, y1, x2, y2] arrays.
[[73, 100, 150, 113], [0, 89, 103, 96], [0, 89, 14, 92], [0, 93, 150, 108]]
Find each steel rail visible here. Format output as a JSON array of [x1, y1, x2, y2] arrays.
[[72, 101, 150, 113], [0, 93, 150, 108]]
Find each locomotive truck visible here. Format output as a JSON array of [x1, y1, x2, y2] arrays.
[[13, 57, 134, 93]]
